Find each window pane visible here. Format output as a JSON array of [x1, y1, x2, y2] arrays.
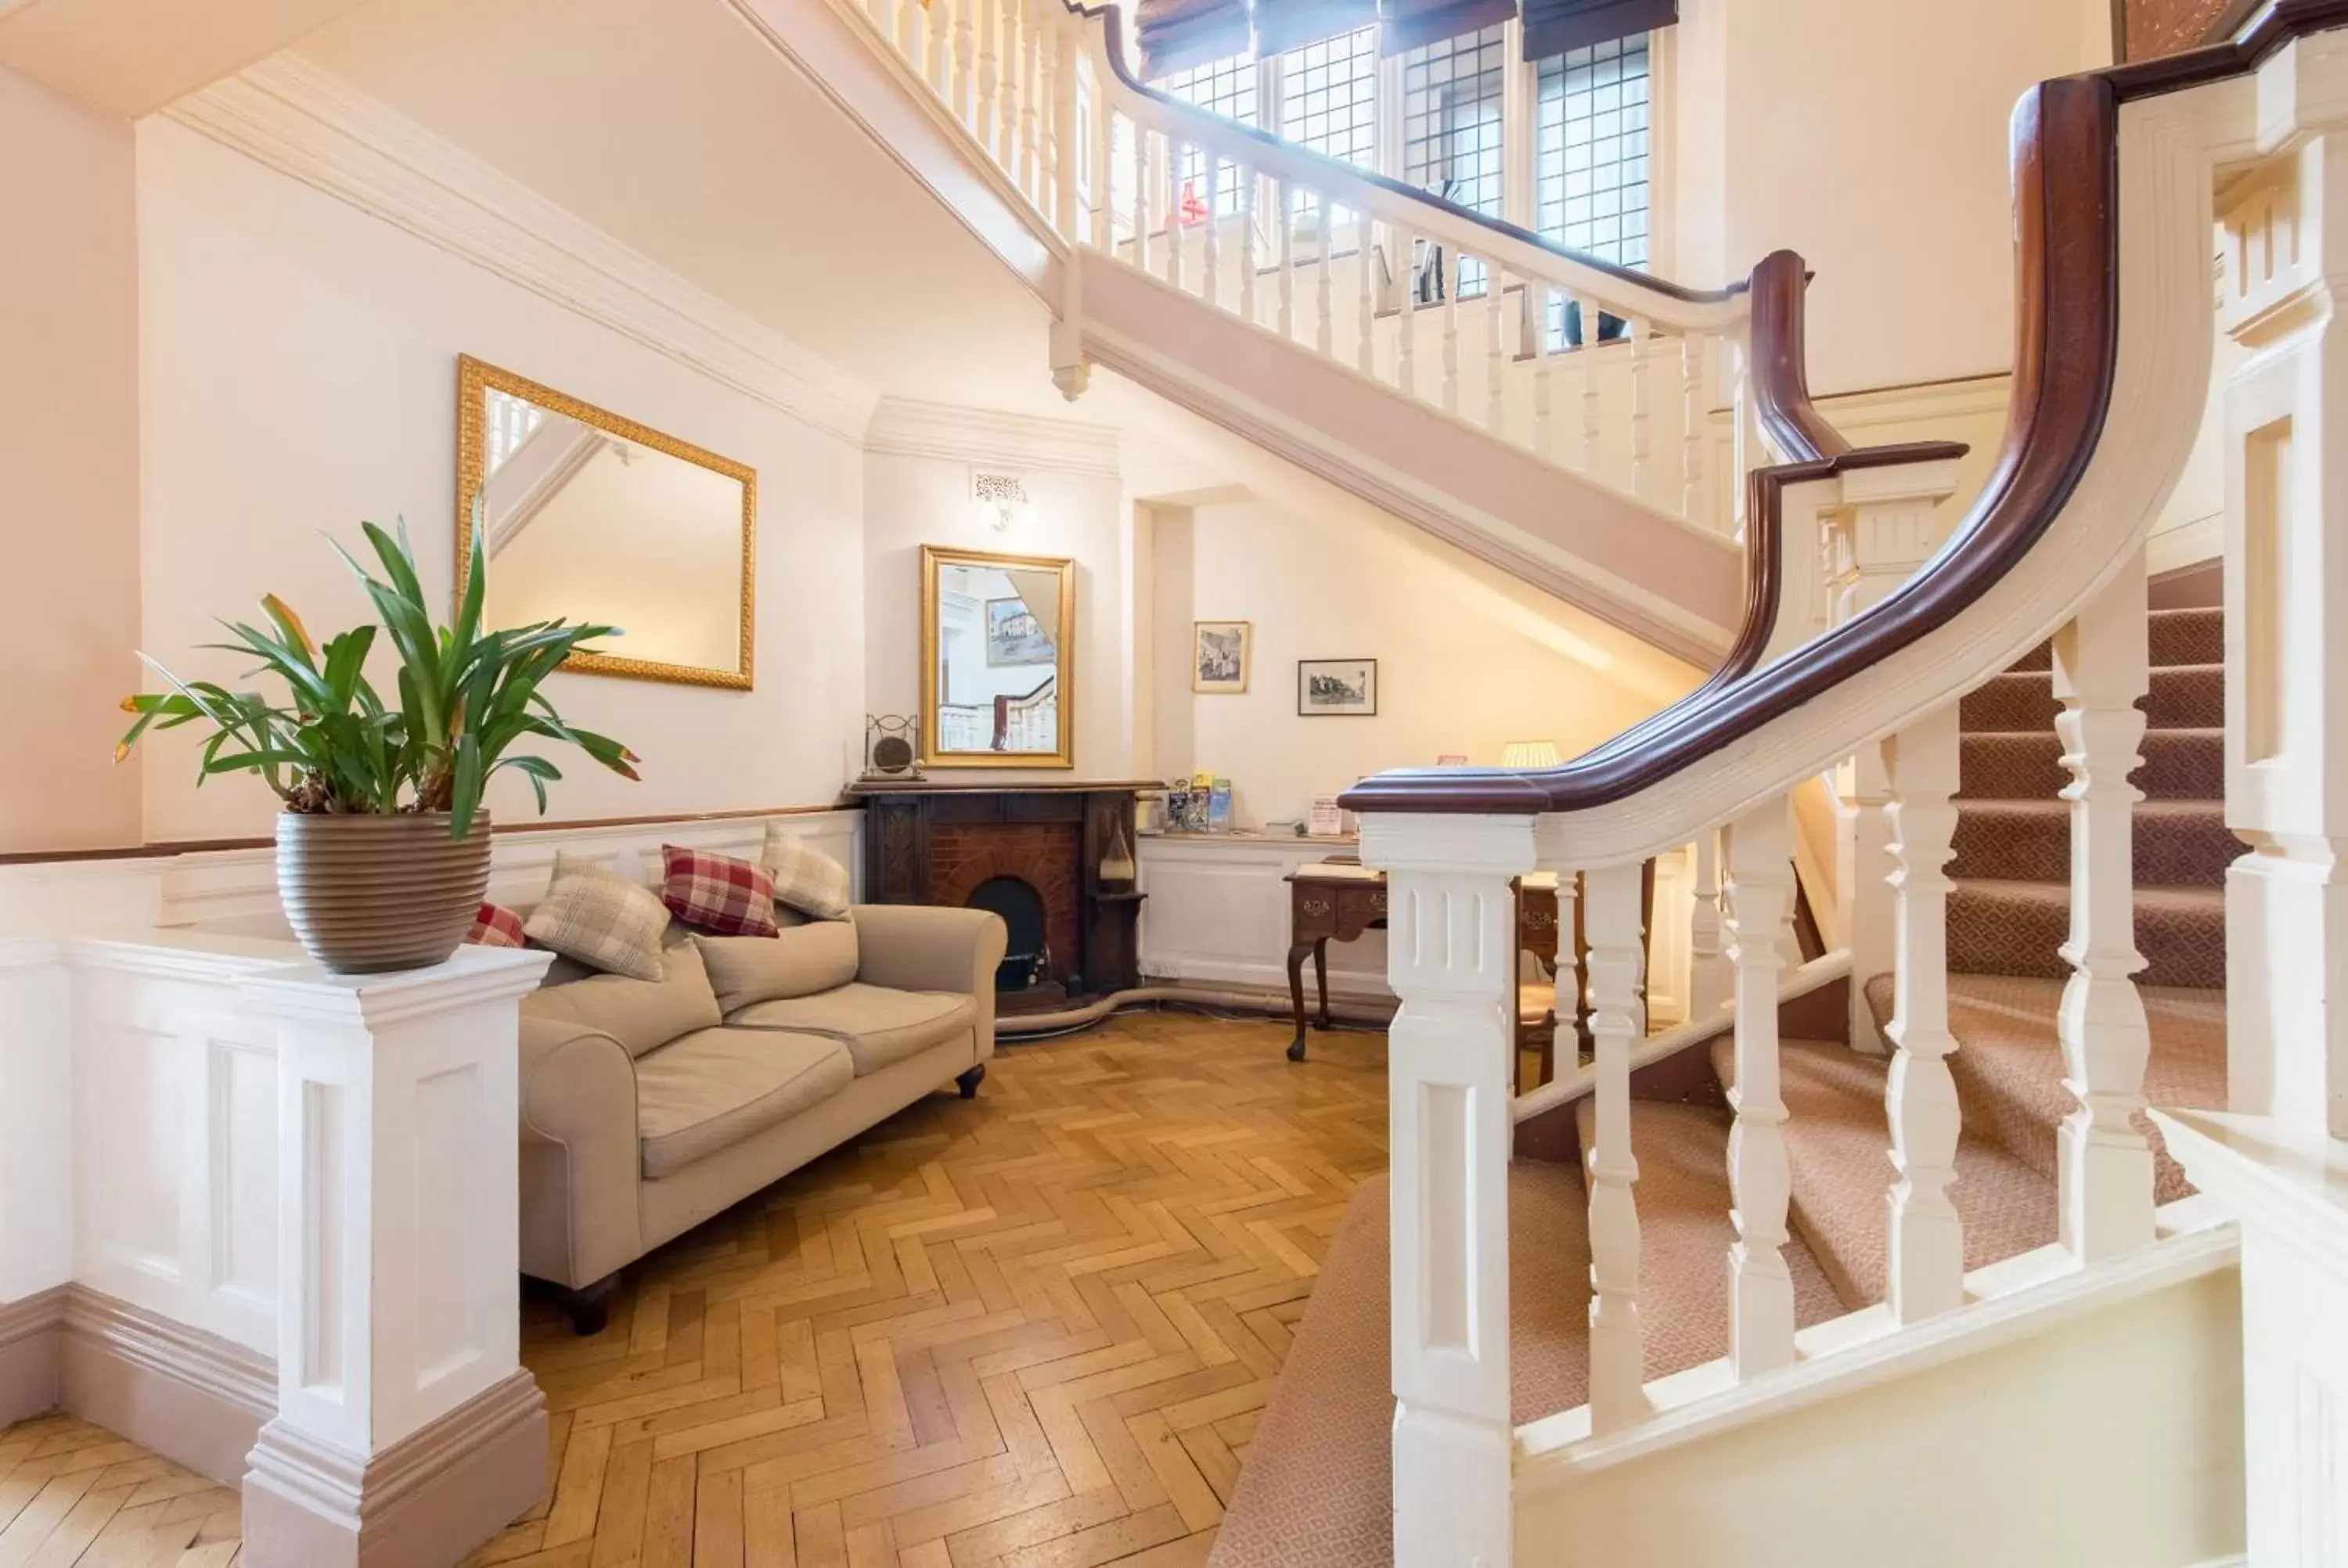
[[1535, 34, 1651, 345], [1160, 50, 1258, 216], [1401, 24, 1507, 297]]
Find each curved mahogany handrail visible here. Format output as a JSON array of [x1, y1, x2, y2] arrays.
[[1082, 1, 1744, 307], [1343, 70, 2117, 815]]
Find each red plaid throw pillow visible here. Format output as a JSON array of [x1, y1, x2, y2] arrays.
[[466, 901, 527, 948], [659, 845, 781, 937]]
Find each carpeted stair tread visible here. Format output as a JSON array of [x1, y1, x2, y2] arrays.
[[1949, 798, 2239, 886], [1708, 1037, 2055, 1311], [2003, 606, 2222, 673], [1575, 1098, 1848, 1368], [1958, 728, 2224, 803], [1208, 1161, 1590, 1568], [1960, 663, 2223, 732], [1948, 877, 2226, 990], [1862, 972, 2225, 1205]]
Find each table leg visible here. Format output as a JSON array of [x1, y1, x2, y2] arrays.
[[1285, 942, 1313, 1063], [1313, 939, 1332, 1032]]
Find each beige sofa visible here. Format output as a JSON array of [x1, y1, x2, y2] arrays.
[[514, 903, 1007, 1332]]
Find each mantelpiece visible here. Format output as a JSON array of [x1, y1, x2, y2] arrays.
[[845, 780, 1160, 1008]]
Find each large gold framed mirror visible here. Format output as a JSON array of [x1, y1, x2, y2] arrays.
[[456, 354, 756, 689], [920, 545, 1075, 768]]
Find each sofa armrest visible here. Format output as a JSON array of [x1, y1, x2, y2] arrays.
[[849, 904, 1008, 1058], [517, 1015, 643, 1289]]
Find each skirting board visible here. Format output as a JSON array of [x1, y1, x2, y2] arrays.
[[0, 1284, 274, 1487]]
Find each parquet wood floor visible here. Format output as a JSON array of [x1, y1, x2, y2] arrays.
[[0, 1010, 1390, 1567]]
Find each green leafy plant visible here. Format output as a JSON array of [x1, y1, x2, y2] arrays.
[[117, 508, 639, 838]]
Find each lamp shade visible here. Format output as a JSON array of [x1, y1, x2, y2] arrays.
[[1501, 739, 1560, 769]]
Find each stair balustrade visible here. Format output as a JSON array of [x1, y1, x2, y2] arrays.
[[830, 0, 1759, 538], [1335, 11, 2348, 1555]]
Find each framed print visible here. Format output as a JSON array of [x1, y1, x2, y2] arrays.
[[1297, 657, 1377, 716], [984, 596, 1055, 666], [1192, 620, 1251, 694]]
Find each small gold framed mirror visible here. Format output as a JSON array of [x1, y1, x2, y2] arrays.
[[920, 545, 1075, 768], [456, 354, 756, 689]]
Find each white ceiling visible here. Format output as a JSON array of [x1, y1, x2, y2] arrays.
[[294, 0, 1069, 411], [0, 0, 373, 115]]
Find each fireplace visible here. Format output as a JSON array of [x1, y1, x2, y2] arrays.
[[965, 876, 1049, 991], [847, 779, 1155, 1009]]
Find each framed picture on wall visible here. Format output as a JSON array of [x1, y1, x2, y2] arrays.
[[983, 597, 1055, 665], [1297, 658, 1377, 716], [1192, 620, 1251, 694]]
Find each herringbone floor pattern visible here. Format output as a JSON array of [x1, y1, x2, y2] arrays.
[[0, 1011, 1390, 1567]]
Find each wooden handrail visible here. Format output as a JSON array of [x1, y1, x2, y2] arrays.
[[1340, 0, 2348, 818], [1341, 69, 2120, 815]]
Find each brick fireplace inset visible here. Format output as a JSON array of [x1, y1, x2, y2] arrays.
[[849, 780, 1156, 1007]]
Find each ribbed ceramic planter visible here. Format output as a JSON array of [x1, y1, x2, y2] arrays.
[[276, 811, 492, 974]]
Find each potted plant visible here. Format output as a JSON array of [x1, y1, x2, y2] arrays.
[[117, 512, 638, 974]]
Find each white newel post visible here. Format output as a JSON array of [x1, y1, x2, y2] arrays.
[[1360, 812, 1535, 1568], [1882, 701, 1967, 1320], [2221, 124, 2348, 1142], [1724, 798, 1797, 1379], [239, 947, 553, 1568], [1827, 457, 1964, 1051], [2054, 554, 2157, 1261]]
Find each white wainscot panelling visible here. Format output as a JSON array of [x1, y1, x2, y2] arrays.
[[1137, 836, 1390, 998], [66, 937, 300, 1358]]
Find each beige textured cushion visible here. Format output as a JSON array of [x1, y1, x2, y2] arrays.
[[633, 1027, 852, 1178], [693, 922, 860, 1013], [762, 827, 852, 921], [524, 854, 670, 981], [729, 983, 977, 1076], [521, 929, 722, 1059]]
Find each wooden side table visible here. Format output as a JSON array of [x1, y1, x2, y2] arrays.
[[1284, 864, 1388, 1062]]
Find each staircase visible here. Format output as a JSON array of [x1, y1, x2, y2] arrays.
[[726, 0, 1779, 663]]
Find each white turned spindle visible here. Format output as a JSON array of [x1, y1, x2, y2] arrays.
[[1577, 295, 1601, 473], [1629, 315, 1653, 501], [1237, 167, 1258, 325], [1316, 199, 1334, 354], [1048, 24, 1073, 235], [1000, 0, 1019, 179], [1882, 701, 1967, 1322], [895, 0, 919, 68], [1277, 184, 1295, 340], [1583, 860, 1652, 1434], [1166, 140, 1186, 290], [1532, 283, 1554, 459], [1486, 272, 1507, 433], [1362, 815, 1532, 1568], [925, 0, 949, 95], [1725, 798, 1797, 1379], [958, 0, 981, 127], [1358, 219, 1376, 374], [1093, 99, 1115, 250], [2054, 556, 2157, 1261], [1130, 127, 1151, 274], [1397, 230, 1418, 397], [873, 0, 899, 51], [1441, 248, 1462, 414], [1201, 158, 1220, 309], [1688, 828, 1729, 1018], [1681, 332, 1707, 524]]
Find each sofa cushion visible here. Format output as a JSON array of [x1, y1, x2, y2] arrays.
[[521, 930, 722, 1059], [660, 844, 782, 938], [524, 854, 671, 981], [729, 984, 977, 1077], [762, 827, 852, 921], [633, 1027, 852, 1179], [693, 922, 859, 1012], [467, 901, 527, 948]]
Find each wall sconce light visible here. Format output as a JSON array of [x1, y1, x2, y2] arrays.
[[971, 469, 1035, 534], [1501, 739, 1560, 769]]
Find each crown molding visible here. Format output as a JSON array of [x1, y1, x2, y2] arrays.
[[864, 396, 1122, 477], [164, 53, 879, 445]]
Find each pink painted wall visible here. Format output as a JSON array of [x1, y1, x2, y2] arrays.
[[0, 66, 142, 853]]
